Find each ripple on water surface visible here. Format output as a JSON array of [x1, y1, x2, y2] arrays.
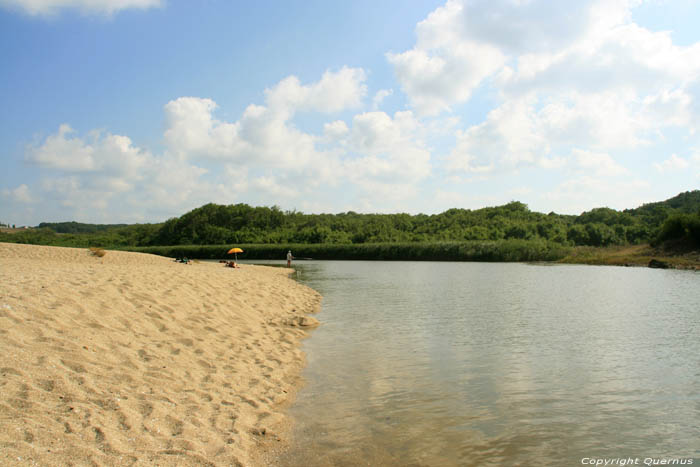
[[272, 261, 699, 466]]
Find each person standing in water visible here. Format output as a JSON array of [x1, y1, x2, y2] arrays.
[[287, 250, 293, 267]]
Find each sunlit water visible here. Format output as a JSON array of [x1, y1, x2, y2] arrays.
[[252, 261, 700, 466]]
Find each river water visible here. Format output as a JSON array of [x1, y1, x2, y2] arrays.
[[262, 261, 699, 466]]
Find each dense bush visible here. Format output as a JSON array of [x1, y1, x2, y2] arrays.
[[652, 213, 700, 247], [2, 190, 698, 256]]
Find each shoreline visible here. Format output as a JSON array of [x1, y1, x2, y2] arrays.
[[558, 244, 700, 270], [0, 242, 321, 466]]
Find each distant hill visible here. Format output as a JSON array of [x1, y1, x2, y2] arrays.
[[37, 221, 128, 234], [628, 190, 700, 217]]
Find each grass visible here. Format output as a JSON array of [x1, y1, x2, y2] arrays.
[[89, 247, 106, 258], [559, 243, 700, 269]]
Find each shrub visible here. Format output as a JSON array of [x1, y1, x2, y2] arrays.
[[89, 247, 106, 257], [652, 213, 700, 247]]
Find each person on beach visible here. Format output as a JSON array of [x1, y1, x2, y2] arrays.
[[287, 250, 293, 267]]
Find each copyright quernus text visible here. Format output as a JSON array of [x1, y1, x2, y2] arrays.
[[581, 458, 694, 466]]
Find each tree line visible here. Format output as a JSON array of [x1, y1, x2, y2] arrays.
[[3, 190, 699, 251]]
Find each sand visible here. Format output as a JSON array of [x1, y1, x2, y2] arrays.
[[0, 243, 321, 466]]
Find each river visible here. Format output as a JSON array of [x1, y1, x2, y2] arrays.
[[255, 260, 699, 466]]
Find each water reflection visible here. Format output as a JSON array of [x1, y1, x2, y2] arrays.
[[275, 261, 699, 466]]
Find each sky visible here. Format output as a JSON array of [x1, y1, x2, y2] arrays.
[[1, 0, 700, 225]]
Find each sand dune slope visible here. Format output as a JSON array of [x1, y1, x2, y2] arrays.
[[0, 243, 321, 466]]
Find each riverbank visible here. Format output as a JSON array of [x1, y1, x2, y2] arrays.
[[129, 242, 700, 270], [559, 243, 700, 269], [127, 240, 570, 263], [0, 242, 321, 466]]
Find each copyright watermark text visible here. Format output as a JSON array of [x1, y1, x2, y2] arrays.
[[581, 458, 694, 466]]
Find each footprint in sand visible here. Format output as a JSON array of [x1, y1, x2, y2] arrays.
[[137, 349, 152, 362], [165, 415, 184, 436], [8, 383, 32, 409], [61, 359, 87, 373], [138, 401, 153, 417], [36, 379, 55, 392], [118, 412, 132, 431]]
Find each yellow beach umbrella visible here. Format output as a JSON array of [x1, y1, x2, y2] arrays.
[[227, 247, 243, 261]]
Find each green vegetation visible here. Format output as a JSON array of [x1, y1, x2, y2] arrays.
[[652, 213, 700, 248], [560, 244, 700, 270], [1, 190, 698, 262], [37, 221, 128, 234], [131, 239, 570, 262]]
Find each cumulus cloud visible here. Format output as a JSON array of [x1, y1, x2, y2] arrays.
[[27, 124, 152, 177], [447, 97, 548, 173], [10, 67, 436, 221], [387, 0, 612, 115], [9, 0, 699, 224], [163, 97, 245, 161], [447, 90, 655, 176], [0, 0, 162, 15], [265, 67, 367, 115], [163, 67, 367, 180], [346, 110, 431, 183], [388, 39, 504, 116], [392, 0, 700, 183], [23, 124, 214, 221], [26, 124, 96, 171]]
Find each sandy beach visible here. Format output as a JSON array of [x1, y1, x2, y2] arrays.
[[0, 243, 321, 466]]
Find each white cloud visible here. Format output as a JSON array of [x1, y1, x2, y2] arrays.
[[447, 97, 548, 173], [10, 67, 437, 221], [1, 184, 35, 203], [494, 5, 700, 138], [23, 123, 214, 221], [386, 0, 622, 116], [346, 110, 431, 183], [163, 97, 245, 160], [249, 176, 299, 200], [163, 96, 327, 178], [392, 0, 700, 182], [163, 86, 430, 204], [26, 124, 95, 171], [498, 26, 699, 97], [265, 67, 367, 115], [0, 0, 162, 15], [372, 89, 393, 110], [573, 149, 627, 177], [163, 68, 367, 181], [654, 154, 689, 173], [446, 87, 679, 175], [323, 120, 349, 142], [27, 124, 153, 177], [388, 40, 505, 116], [406, 0, 700, 176]]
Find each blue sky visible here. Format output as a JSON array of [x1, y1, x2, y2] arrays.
[[1, 0, 699, 225]]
